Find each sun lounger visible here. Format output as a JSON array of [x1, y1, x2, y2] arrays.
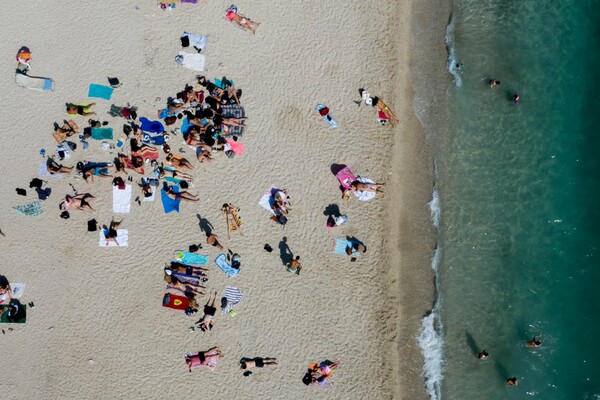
[[214, 253, 240, 277], [99, 229, 128, 247], [15, 73, 54, 91], [113, 184, 132, 214], [88, 83, 114, 100], [174, 251, 208, 265]]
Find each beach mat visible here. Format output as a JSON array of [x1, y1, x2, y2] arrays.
[[15, 73, 54, 91], [88, 83, 114, 100], [113, 185, 132, 213], [38, 162, 63, 178], [14, 201, 42, 216], [91, 128, 114, 140], [175, 52, 205, 71], [161, 189, 180, 213], [225, 139, 244, 156], [162, 293, 190, 310], [258, 186, 276, 214], [99, 229, 128, 247], [0, 304, 26, 323], [333, 238, 360, 257], [214, 253, 240, 277], [174, 251, 207, 265], [0, 283, 25, 305], [220, 104, 245, 137]]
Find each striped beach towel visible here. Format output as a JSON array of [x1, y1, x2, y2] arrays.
[[221, 286, 243, 315], [220, 104, 245, 137]]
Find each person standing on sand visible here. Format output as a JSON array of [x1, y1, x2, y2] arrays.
[[527, 335, 544, 348], [206, 232, 224, 250]]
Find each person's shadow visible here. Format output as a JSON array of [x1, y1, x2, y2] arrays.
[[278, 236, 293, 265], [323, 204, 341, 218], [465, 332, 481, 357], [196, 213, 213, 235]]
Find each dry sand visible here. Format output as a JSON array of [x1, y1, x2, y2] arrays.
[[0, 0, 447, 399]]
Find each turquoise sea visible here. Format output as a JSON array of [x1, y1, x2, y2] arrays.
[[420, 0, 600, 399]]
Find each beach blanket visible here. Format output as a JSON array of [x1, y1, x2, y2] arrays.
[[160, 189, 180, 213], [143, 188, 156, 202], [259, 186, 277, 214], [140, 117, 165, 134], [99, 229, 128, 247], [0, 283, 25, 305], [225, 139, 245, 156], [174, 251, 208, 265], [185, 351, 220, 371], [335, 166, 356, 190], [220, 104, 245, 137], [15, 73, 54, 91], [353, 177, 377, 201], [221, 286, 243, 315], [38, 162, 63, 178], [333, 238, 361, 257], [91, 128, 114, 140], [181, 0, 198, 3], [88, 83, 114, 100], [14, 201, 42, 216], [214, 253, 240, 277], [175, 52, 205, 72], [181, 32, 206, 51], [0, 304, 26, 323], [142, 133, 166, 146], [162, 293, 190, 310], [113, 184, 132, 213]]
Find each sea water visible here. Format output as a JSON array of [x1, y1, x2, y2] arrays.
[[426, 0, 600, 398]]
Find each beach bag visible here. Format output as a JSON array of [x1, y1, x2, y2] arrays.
[[272, 214, 287, 226], [87, 219, 98, 232], [60, 211, 70, 219], [29, 178, 43, 189], [112, 177, 126, 190]]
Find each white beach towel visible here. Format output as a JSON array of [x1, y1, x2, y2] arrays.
[[143, 188, 156, 202], [221, 286, 243, 315], [99, 229, 128, 247], [175, 52, 205, 71], [353, 177, 377, 201], [182, 32, 207, 51], [258, 188, 275, 214], [38, 162, 63, 178], [113, 185, 132, 213], [0, 283, 25, 305]]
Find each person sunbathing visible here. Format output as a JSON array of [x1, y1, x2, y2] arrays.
[[52, 120, 79, 144], [166, 153, 194, 170], [196, 146, 214, 163], [117, 154, 144, 174], [370, 97, 399, 127], [60, 193, 95, 211], [165, 274, 205, 297], [130, 137, 159, 160], [169, 261, 208, 273], [225, 8, 260, 34], [66, 103, 96, 116], [222, 203, 243, 239], [195, 291, 218, 332], [240, 357, 278, 371], [46, 158, 73, 174], [185, 347, 223, 372], [164, 185, 200, 202], [343, 180, 385, 199], [157, 165, 194, 182], [80, 162, 112, 183], [104, 217, 123, 246], [213, 115, 247, 128], [164, 265, 207, 279]]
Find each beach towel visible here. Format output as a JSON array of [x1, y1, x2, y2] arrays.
[[140, 117, 165, 134], [174, 251, 208, 265], [180, 118, 193, 135], [99, 229, 128, 247], [88, 84, 114, 100], [334, 238, 361, 257], [0, 283, 25, 305], [185, 351, 220, 371], [91, 128, 114, 140], [181, 32, 206, 51], [14, 201, 42, 216], [352, 177, 377, 201], [181, 0, 198, 3], [220, 104, 245, 137], [214, 253, 240, 277], [143, 188, 156, 202], [162, 293, 190, 310], [335, 166, 356, 190], [221, 286, 243, 315], [225, 139, 245, 156], [113, 184, 132, 213], [259, 186, 276, 214], [38, 162, 63, 178], [142, 133, 166, 146], [214, 78, 234, 89], [0, 303, 26, 323], [15, 73, 54, 91], [175, 52, 205, 72], [161, 189, 180, 213], [172, 271, 203, 286]]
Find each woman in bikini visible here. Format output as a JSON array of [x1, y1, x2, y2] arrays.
[[195, 292, 218, 332], [213, 115, 248, 128], [46, 158, 73, 174], [66, 103, 96, 116], [343, 180, 385, 199], [52, 120, 79, 144], [185, 347, 223, 372], [117, 154, 145, 175], [157, 165, 194, 182], [60, 193, 95, 212], [222, 203, 243, 239], [164, 274, 205, 297], [225, 8, 260, 34], [371, 97, 399, 127], [164, 185, 200, 202], [166, 153, 194, 170], [104, 217, 123, 246]]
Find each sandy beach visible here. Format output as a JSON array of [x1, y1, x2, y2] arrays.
[[0, 1, 447, 399]]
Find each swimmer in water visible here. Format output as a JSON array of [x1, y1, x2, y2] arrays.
[[527, 335, 544, 348], [506, 377, 518, 386], [456, 62, 464, 73], [513, 93, 520, 104], [489, 79, 501, 90], [478, 351, 489, 360]]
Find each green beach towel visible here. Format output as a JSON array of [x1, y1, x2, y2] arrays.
[[0, 304, 27, 323], [14, 201, 42, 216], [88, 83, 114, 100], [91, 128, 114, 140]]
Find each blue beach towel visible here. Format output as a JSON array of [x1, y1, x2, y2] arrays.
[[174, 251, 208, 265], [91, 128, 114, 140], [160, 189, 180, 213], [181, 118, 193, 135], [214, 253, 240, 277], [13, 201, 43, 216], [142, 133, 166, 145], [334, 238, 360, 257], [140, 117, 165, 134], [214, 78, 233, 89], [88, 84, 114, 100]]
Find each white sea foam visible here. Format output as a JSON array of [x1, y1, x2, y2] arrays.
[[445, 17, 462, 87], [429, 186, 440, 229], [419, 311, 443, 400]]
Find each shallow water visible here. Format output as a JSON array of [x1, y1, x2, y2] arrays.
[[435, 0, 600, 398]]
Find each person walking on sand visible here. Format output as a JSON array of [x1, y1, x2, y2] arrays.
[[206, 232, 224, 250], [489, 79, 500, 90], [527, 335, 544, 348], [286, 256, 302, 275]]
